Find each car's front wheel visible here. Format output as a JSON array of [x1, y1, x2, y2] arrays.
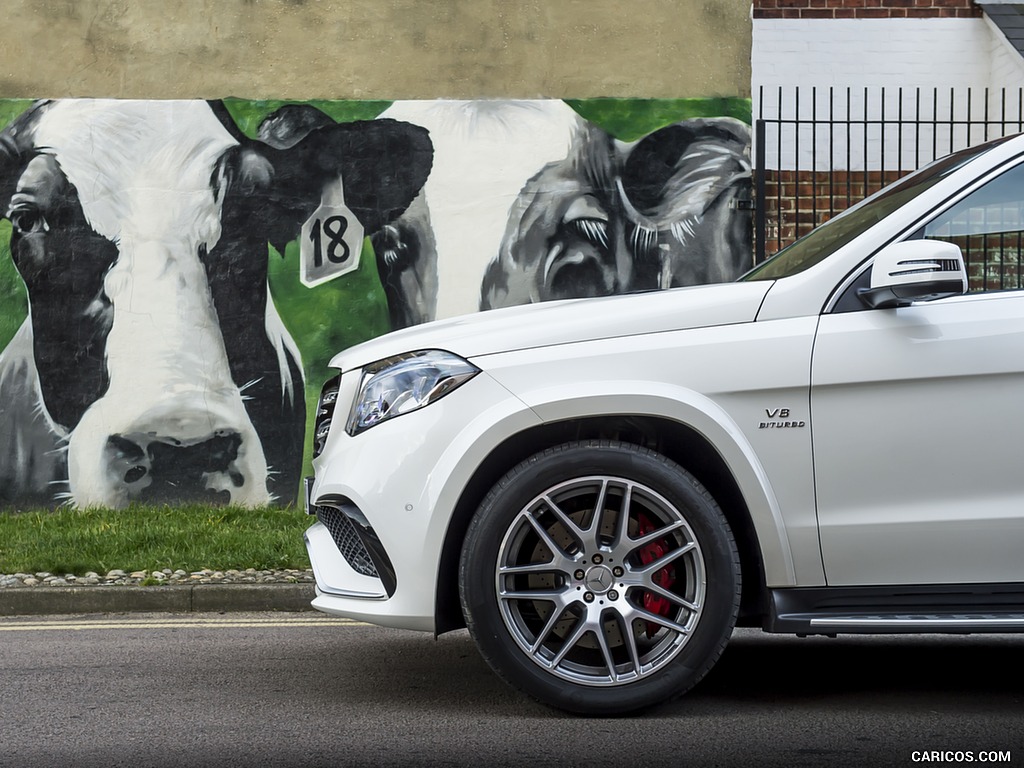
[[459, 440, 740, 715]]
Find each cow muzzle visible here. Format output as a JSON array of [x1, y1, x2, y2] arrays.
[[105, 430, 244, 504], [65, 392, 272, 508]]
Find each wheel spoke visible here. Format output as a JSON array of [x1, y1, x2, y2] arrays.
[[621, 615, 643, 677], [630, 519, 687, 550], [641, 580, 701, 613], [540, 493, 586, 548], [499, 561, 565, 577], [523, 510, 577, 561], [499, 587, 565, 602], [593, 615, 619, 681], [632, 604, 693, 636], [633, 540, 697, 577], [587, 478, 610, 539], [550, 615, 590, 668], [528, 607, 569, 654], [613, 481, 634, 548], [593, 475, 606, 528]]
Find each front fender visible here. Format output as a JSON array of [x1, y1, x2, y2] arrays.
[[474, 317, 823, 587]]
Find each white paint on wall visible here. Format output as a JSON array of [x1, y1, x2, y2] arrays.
[[754, 18, 993, 90], [753, 17, 1024, 170]]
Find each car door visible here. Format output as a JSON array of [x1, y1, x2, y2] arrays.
[[810, 160, 1024, 586]]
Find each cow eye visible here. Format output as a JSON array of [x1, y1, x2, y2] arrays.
[[8, 205, 49, 235], [567, 217, 609, 249], [562, 195, 610, 249]]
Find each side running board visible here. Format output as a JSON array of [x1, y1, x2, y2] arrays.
[[766, 584, 1024, 635]]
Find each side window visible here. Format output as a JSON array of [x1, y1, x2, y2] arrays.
[[923, 162, 1024, 293]]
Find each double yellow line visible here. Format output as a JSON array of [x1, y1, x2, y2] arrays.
[[0, 615, 369, 632]]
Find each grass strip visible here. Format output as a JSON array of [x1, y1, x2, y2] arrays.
[[0, 504, 311, 575]]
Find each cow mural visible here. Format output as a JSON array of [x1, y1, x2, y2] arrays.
[[0, 99, 432, 508], [481, 116, 752, 308], [373, 101, 752, 322], [0, 98, 750, 510]]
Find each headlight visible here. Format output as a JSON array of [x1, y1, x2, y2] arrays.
[[347, 349, 480, 435]]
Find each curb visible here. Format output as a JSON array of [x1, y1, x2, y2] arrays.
[[0, 583, 316, 616]]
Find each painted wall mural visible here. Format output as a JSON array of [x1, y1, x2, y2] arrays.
[[0, 98, 752, 510]]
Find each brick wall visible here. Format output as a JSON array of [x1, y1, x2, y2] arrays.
[[753, 0, 983, 19], [758, 168, 906, 255]]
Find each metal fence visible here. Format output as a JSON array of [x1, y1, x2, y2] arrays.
[[753, 85, 1024, 262]]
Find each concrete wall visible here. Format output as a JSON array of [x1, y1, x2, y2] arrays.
[[0, 0, 752, 99]]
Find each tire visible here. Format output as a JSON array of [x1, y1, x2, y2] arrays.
[[459, 440, 740, 715]]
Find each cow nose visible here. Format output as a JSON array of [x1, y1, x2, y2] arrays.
[[105, 431, 245, 504]]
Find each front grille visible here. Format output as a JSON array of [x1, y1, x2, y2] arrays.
[[312, 374, 341, 458], [315, 505, 379, 578]]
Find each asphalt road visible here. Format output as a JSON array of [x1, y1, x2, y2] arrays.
[[0, 613, 1021, 768]]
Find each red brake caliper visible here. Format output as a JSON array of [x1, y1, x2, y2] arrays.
[[637, 513, 676, 638]]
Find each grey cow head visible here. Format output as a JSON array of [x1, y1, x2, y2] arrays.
[[480, 117, 752, 309]]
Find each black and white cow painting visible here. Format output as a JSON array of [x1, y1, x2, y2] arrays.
[[481, 116, 753, 308], [0, 99, 432, 508], [372, 101, 751, 321]]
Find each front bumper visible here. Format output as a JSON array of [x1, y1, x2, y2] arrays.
[[302, 370, 543, 633]]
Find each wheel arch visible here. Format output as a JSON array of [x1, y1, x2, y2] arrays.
[[434, 414, 770, 634]]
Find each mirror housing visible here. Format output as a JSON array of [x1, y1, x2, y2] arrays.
[[858, 240, 968, 309]]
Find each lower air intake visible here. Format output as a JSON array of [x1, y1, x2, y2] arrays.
[[315, 505, 379, 578]]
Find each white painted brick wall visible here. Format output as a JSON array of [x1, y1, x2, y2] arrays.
[[754, 17, 1023, 169], [754, 18, 992, 91]]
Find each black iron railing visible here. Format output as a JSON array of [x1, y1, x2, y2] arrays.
[[754, 85, 1024, 262]]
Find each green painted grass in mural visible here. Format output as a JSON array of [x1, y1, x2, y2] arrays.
[[269, 237, 391, 478], [0, 505, 310, 575], [0, 221, 27, 352], [566, 97, 752, 141], [0, 101, 36, 351]]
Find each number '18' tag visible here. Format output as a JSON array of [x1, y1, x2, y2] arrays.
[[300, 176, 364, 288]]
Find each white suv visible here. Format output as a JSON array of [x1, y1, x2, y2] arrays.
[[304, 133, 1024, 714]]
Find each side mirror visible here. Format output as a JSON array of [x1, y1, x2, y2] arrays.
[[858, 240, 968, 309]]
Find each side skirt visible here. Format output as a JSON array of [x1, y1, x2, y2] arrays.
[[766, 584, 1024, 636]]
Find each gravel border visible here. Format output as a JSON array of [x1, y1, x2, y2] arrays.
[[0, 568, 315, 588]]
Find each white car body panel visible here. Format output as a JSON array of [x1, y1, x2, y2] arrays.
[[812, 290, 1024, 584], [328, 281, 773, 371]]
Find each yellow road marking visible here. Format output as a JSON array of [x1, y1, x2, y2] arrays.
[[0, 616, 369, 631]]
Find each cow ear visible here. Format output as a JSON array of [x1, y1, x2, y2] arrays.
[[262, 118, 434, 255], [618, 117, 751, 223], [257, 104, 335, 149]]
